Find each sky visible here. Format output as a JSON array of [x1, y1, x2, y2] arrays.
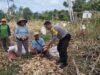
[[0, 0, 68, 13]]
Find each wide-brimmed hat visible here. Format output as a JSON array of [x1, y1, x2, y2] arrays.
[[1, 18, 7, 22], [34, 32, 39, 36], [17, 18, 27, 25]]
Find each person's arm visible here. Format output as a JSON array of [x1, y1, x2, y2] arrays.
[[32, 41, 37, 49], [7, 25, 11, 36], [26, 26, 29, 37], [31, 41, 37, 54], [41, 38, 45, 47], [15, 26, 20, 38], [22, 26, 29, 40], [44, 33, 58, 51], [47, 28, 58, 48], [44, 27, 59, 50], [50, 36, 56, 45]]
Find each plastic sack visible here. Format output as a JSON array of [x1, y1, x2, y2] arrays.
[[40, 26, 46, 35], [8, 45, 26, 54], [49, 46, 59, 58]]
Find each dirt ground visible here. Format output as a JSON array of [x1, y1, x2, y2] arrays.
[[0, 21, 100, 75]]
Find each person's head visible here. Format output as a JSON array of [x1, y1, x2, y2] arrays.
[[34, 32, 40, 40], [17, 18, 27, 26], [44, 21, 52, 30], [1, 18, 7, 25]]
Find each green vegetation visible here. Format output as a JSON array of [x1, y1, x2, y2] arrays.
[[0, 0, 100, 75], [41, 34, 51, 42], [1, 0, 100, 22]]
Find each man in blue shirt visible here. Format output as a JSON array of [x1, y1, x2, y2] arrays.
[[32, 32, 45, 54]]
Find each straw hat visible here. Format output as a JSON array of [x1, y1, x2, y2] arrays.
[[17, 18, 27, 25], [1, 18, 7, 22], [34, 32, 39, 36]]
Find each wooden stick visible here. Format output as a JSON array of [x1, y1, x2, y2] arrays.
[[72, 58, 80, 75], [89, 54, 100, 75]]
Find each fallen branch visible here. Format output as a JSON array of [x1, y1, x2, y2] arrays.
[[72, 58, 80, 75], [89, 54, 100, 75]]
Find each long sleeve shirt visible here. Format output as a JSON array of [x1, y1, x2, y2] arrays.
[[32, 38, 45, 51], [15, 25, 29, 38], [0, 24, 11, 38], [50, 25, 69, 42]]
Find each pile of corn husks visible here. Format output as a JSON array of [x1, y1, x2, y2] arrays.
[[18, 55, 63, 75]]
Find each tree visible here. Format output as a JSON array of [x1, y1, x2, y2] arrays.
[[63, 1, 68, 7], [19, 6, 24, 17], [8, 4, 17, 15], [90, 0, 100, 11], [32, 10, 69, 21], [58, 10, 69, 21], [70, 0, 92, 18], [23, 8, 33, 20], [0, 10, 5, 21], [73, 0, 86, 12], [15, 6, 23, 20], [63, 0, 75, 22], [72, 0, 100, 12], [6, 0, 17, 20], [33, 12, 40, 20]]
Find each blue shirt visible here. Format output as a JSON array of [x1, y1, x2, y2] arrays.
[[15, 25, 29, 38], [32, 38, 45, 51]]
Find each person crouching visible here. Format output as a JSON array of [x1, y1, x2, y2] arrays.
[[31, 32, 51, 58], [31, 32, 45, 54]]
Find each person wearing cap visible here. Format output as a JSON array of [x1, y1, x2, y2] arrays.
[[31, 32, 45, 54], [44, 21, 71, 69], [15, 18, 29, 56], [0, 18, 11, 52]]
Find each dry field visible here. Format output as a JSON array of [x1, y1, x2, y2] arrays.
[[0, 20, 99, 75]]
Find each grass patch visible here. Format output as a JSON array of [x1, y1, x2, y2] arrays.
[[0, 62, 20, 75], [41, 34, 51, 42]]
